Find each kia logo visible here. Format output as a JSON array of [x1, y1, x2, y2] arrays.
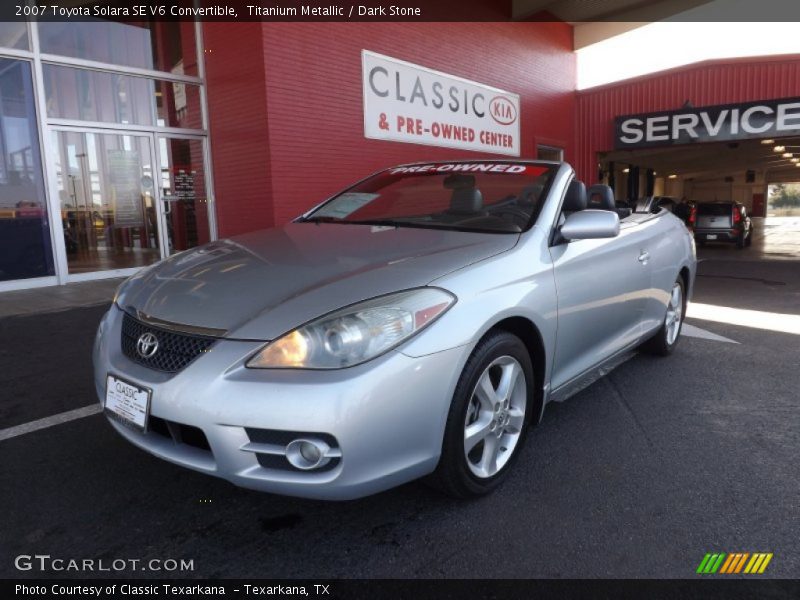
[[489, 96, 517, 125], [136, 332, 159, 359]]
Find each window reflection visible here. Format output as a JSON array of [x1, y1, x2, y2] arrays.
[[43, 64, 202, 129], [0, 59, 54, 281], [155, 79, 202, 129], [44, 64, 156, 125], [0, 22, 28, 50], [38, 21, 197, 75]]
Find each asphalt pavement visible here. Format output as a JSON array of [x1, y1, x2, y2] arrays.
[[1, 248, 798, 579]]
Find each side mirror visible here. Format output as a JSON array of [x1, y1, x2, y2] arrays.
[[559, 209, 620, 241]]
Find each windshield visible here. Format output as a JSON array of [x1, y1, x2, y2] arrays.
[[303, 162, 557, 233]]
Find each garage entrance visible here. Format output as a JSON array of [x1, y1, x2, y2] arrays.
[[598, 135, 800, 259]]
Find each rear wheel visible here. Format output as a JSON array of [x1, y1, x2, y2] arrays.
[[745, 228, 753, 247], [643, 277, 685, 356], [430, 331, 533, 498], [736, 232, 746, 249]]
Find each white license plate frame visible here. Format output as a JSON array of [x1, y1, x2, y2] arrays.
[[104, 374, 151, 432], [706, 234, 718, 240]]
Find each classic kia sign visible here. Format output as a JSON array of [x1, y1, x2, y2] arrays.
[[362, 50, 521, 156], [614, 97, 800, 149]]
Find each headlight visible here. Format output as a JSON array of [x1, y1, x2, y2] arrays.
[[246, 288, 456, 369]]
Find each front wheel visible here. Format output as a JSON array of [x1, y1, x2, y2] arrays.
[[643, 277, 686, 356], [430, 331, 533, 498]]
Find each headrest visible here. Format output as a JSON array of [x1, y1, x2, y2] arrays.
[[444, 173, 476, 190], [563, 180, 586, 212], [587, 184, 616, 211], [449, 188, 483, 214]]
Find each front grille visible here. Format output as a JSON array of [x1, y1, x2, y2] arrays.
[[121, 313, 216, 373]]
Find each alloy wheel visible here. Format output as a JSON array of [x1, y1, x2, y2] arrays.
[[665, 282, 683, 345], [463, 355, 527, 478]]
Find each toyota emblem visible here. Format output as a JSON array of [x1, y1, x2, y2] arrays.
[[136, 332, 159, 359]]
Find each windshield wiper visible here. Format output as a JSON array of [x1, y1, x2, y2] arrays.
[[347, 219, 405, 228], [299, 216, 406, 228], [297, 215, 344, 223]]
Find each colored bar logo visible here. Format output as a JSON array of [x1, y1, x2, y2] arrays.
[[697, 552, 773, 574]]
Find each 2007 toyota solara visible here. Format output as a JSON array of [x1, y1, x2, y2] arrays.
[[94, 160, 696, 500]]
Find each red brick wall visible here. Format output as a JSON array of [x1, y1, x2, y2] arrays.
[[203, 23, 273, 235], [205, 22, 576, 235]]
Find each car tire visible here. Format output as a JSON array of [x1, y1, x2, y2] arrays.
[[429, 330, 534, 498], [745, 229, 753, 247], [642, 276, 686, 356]]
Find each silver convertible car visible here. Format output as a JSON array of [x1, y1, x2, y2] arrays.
[[94, 160, 696, 500]]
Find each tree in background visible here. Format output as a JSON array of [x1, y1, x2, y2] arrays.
[[768, 183, 800, 209]]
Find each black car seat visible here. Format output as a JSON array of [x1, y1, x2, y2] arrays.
[[588, 183, 630, 219], [562, 180, 587, 214], [447, 187, 484, 215], [553, 180, 587, 240]]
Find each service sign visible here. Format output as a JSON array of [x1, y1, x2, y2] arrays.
[[362, 50, 521, 156], [614, 96, 800, 150]]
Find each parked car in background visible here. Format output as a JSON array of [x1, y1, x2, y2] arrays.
[[672, 198, 696, 226], [693, 201, 753, 248], [95, 160, 696, 500]]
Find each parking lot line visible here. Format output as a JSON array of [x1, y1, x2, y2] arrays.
[[0, 405, 102, 442], [681, 323, 739, 344]]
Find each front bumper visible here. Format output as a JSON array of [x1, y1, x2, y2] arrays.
[[93, 306, 470, 500]]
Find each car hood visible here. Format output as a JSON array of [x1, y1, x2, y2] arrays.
[[116, 223, 518, 340]]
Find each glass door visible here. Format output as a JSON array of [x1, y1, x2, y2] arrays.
[[50, 129, 163, 274], [156, 135, 212, 255]]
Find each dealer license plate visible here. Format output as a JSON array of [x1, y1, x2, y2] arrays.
[[706, 234, 718, 240], [105, 374, 151, 432]]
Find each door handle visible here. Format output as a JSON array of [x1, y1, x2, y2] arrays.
[[162, 195, 178, 214], [638, 251, 650, 264]]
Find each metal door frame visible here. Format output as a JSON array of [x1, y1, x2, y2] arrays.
[[47, 125, 170, 281], [154, 131, 218, 257]]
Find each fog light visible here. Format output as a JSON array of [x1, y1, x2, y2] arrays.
[[286, 439, 330, 470], [300, 442, 321, 463]]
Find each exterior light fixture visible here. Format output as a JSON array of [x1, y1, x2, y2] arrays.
[[774, 145, 786, 152], [782, 153, 793, 158], [761, 139, 775, 144], [668, 174, 678, 179]]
